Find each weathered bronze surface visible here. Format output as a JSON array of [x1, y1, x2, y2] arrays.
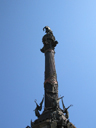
[[26, 26, 76, 128]]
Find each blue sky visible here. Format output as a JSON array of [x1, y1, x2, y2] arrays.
[[0, 1, 96, 128]]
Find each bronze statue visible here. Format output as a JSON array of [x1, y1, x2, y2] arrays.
[[43, 26, 53, 35], [41, 26, 58, 53]]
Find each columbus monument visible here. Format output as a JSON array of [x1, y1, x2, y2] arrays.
[[26, 26, 76, 128]]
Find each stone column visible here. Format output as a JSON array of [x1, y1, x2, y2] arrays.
[[41, 31, 58, 109]]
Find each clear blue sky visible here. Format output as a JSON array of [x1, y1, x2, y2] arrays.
[[0, 1, 96, 128]]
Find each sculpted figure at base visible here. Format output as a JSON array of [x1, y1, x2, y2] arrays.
[[61, 97, 73, 119], [34, 96, 44, 118]]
